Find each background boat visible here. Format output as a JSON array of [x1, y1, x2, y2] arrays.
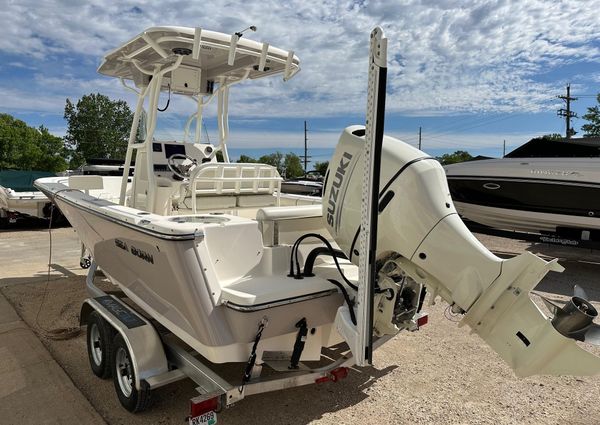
[[444, 136, 600, 242]]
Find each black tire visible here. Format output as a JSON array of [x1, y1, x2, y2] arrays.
[[112, 333, 151, 413], [86, 311, 114, 379], [50, 210, 68, 227]]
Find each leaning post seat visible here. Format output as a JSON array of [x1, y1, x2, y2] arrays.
[[256, 204, 331, 247], [185, 162, 282, 213]]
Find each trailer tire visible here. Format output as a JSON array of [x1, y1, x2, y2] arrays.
[[112, 333, 151, 413], [86, 311, 113, 379]]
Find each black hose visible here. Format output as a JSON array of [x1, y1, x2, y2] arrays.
[[303, 247, 347, 277], [157, 84, 171, 112], [290, 233, 358, 291], [327, 279, 357, 325], [296, 233, 394, 299]]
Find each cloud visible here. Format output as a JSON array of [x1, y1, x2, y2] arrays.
[[0, 0, 599, 126]]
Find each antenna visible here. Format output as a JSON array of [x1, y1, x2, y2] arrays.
[[235, 26, 257, 38]]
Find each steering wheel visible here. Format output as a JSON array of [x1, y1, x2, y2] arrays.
[[167, 154, 198, 179]]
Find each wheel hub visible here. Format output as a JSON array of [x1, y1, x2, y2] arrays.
[[115, 347, 133, 397], [89, 323, 103, 365]]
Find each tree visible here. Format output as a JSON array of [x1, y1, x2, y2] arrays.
[[258, 152, 285, 175], [541, 133, 564, 141], [237, 154, 257, 163], [436, 150, 473, 165], [581, 93, 600, 137], [313, 161, 329, 176], [283, 153, 304, 178], [35, 126, 69, 171], [64, 93, 133, 168], [236, 151, 304, 178], [0, 113, 68, 172]]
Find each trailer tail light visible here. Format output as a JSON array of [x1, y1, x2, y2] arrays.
[[190, 395, 219, 422], [330, 366, 349, 381], [416, 313, 428, 327], [315, 366, 349, 384]]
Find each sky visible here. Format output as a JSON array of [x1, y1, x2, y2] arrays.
[[1, 0, 600, 160]]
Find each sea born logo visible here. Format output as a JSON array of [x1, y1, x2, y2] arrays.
[[115, 239, 154, 264], [131, 246, 154, 264], [327, 151, 353, 228]]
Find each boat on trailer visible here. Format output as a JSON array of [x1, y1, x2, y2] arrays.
[[0, 170, 63, 224], [35, 26, 600, 421]]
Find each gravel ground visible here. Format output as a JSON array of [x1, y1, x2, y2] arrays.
[[2, 227, 600, 424]]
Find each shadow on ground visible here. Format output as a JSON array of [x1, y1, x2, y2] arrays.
[[0, 215, 70, 232]]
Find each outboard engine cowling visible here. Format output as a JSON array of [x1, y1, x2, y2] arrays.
[[322, 125, 600, 377]]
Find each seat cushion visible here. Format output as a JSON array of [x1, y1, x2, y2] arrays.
[[220, 275, 336, 307], [193, 195, 236, 210], [236, 194, 277, 208]]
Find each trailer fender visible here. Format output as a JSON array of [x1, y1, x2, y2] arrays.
[[81, 297, 169, 390]]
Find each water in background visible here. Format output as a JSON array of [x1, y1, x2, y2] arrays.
[[227, 147, 335, 169]]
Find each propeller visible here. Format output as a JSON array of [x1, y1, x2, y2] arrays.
[[540, 285, 600, 345]]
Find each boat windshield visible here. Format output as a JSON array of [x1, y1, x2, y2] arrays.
[[505, 137, 600, 158]]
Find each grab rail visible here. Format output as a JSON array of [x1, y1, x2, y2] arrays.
[[188, 163, 282, 213]]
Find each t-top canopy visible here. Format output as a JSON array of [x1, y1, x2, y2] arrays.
[[98, 26, 300, 92]]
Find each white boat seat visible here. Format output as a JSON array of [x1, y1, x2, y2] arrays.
[[220, 275, 337, 309], [256, 205, 329, 247], [236, 194, 277, 208], [68, 175, 104, 191], [256, 204, 322, 221], [191, 195, 237, 210]]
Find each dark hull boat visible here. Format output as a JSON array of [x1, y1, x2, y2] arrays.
[[444, 137, 600, 240], [280, 179, 323, 196]]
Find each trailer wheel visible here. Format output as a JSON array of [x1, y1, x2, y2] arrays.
[[86, 312, 113, 379], [112, 333, 151, 413]]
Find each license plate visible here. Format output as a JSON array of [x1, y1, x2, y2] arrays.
[[189, 411, 217, 425]]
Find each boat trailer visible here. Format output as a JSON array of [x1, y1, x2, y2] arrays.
[[80, 263, 408, 422]]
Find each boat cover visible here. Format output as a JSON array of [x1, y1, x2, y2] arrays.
[[0, 170, 56, 192]]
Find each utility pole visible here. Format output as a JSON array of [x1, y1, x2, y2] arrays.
[[300, 120, 311, 176], [557, 84, 577, 139], [418, 126, 422, 150], [503, 139, 506, 157]]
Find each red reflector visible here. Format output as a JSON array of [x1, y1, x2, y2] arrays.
[[417, 314, 428, 327], [330, 367, 349, 382], [315, 376, 331, 384], [190, 396, 219, 417]]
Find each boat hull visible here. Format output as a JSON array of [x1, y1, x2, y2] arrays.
[[45, 181, 343, 364], [445, 157, 600, 235]]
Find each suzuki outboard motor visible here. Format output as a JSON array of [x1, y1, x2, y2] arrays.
[[323, 125, 600, 377]]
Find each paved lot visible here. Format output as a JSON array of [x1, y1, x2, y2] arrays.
[[1, 224, 600, 424], [1, 224, 85, 283], [0, 264, 105, 424]]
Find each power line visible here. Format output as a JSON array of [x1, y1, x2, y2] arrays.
[[415, 113, 514, 140]]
